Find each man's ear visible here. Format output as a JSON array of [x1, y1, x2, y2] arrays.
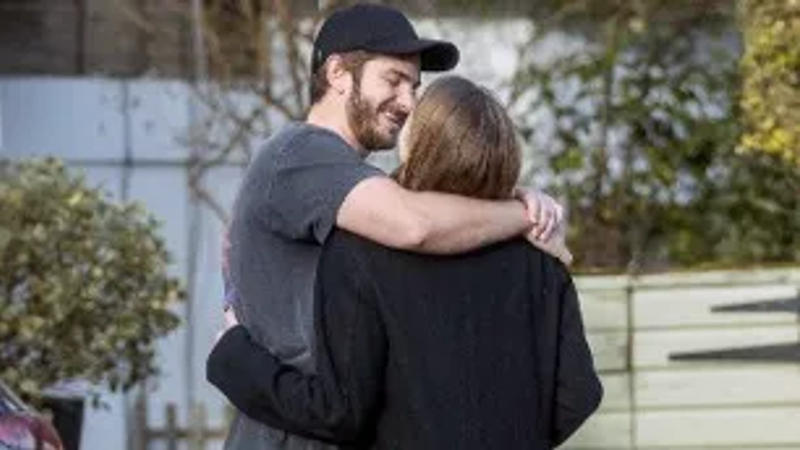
[[326, 54, 353, 96]]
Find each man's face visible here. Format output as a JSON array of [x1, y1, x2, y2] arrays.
[[346, 55, 420, 151]]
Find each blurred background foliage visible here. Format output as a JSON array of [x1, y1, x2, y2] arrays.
[[8, 0, 796, 276], [739, 0, 800, 166], [144, 0, 797, 273], [0, 158, 184, 404], [507, 0, 800, 271]]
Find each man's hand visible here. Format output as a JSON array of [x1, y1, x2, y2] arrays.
[[515, 188, 573, 265], [527, 224, 573, 266], [514, 188, 564, 241]]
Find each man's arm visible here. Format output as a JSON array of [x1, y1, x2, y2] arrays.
[[337, 177, 557, 254], [207, 240, 385, 444], [259, 135, 565, 256], [551, 272, 603, 447]]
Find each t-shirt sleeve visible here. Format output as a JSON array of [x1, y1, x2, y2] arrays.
[[261, 133, 384, 244]]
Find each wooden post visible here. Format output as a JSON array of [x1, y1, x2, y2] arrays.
[[131, 391, 147, 450], [188, 402, 206, 450], [132, 398, 233, 449], [165, 403, 178, 450]]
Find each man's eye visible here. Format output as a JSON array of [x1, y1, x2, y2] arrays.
[[385, 77, 401, 87]]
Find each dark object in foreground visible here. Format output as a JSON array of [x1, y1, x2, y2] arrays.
[[41, 397, 83, 450], [0, 380, 63, 450]]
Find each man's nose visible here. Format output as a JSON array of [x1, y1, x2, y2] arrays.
[[397, 86, 416, 113]]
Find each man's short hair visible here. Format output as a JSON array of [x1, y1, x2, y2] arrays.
[[309, 51, 375, 105]]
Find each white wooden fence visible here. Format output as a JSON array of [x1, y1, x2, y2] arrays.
[[564, 268, 800, 449]]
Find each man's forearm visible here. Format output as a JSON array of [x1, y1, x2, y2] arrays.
[[407, 191, 530, 253], [337, 177, 537, 255]]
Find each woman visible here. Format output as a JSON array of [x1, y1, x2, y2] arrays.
[[207, 76, 601, 449]]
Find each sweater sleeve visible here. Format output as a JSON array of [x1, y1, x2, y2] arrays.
[[551, 269, 604, 447], [206, 233, 386, 444]]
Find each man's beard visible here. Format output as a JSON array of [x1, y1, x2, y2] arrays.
[[346, 83, 403, 151]]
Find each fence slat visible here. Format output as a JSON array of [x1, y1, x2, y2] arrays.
[[189, 402, 206, 450], [132, 392, 147, 450], [166, 403, 178, 450]]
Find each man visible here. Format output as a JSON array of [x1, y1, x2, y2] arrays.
[[223, 4, 567, 449]]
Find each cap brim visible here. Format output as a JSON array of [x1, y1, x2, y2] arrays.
[[367, 38, 459, 72]]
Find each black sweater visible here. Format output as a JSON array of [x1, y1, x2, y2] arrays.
[[207, 231, 602, 449]]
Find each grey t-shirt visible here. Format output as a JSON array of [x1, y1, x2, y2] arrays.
[[225, 122, 383, 450]]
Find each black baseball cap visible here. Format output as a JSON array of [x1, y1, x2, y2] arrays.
[[312, 4, 459, 73]]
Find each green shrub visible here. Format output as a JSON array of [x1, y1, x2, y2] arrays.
[[739, 0, 800, 166], [0, 157, 183, 404]]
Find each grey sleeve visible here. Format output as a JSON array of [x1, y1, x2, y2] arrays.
[[262, 133, 384, 244]]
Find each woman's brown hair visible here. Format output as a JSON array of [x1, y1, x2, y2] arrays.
[[396, 76, 521, 200]]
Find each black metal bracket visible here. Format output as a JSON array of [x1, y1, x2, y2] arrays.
[[669, 295, 800, 363]]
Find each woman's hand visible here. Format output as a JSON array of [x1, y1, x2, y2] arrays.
[[216, 306, 241, 343]]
